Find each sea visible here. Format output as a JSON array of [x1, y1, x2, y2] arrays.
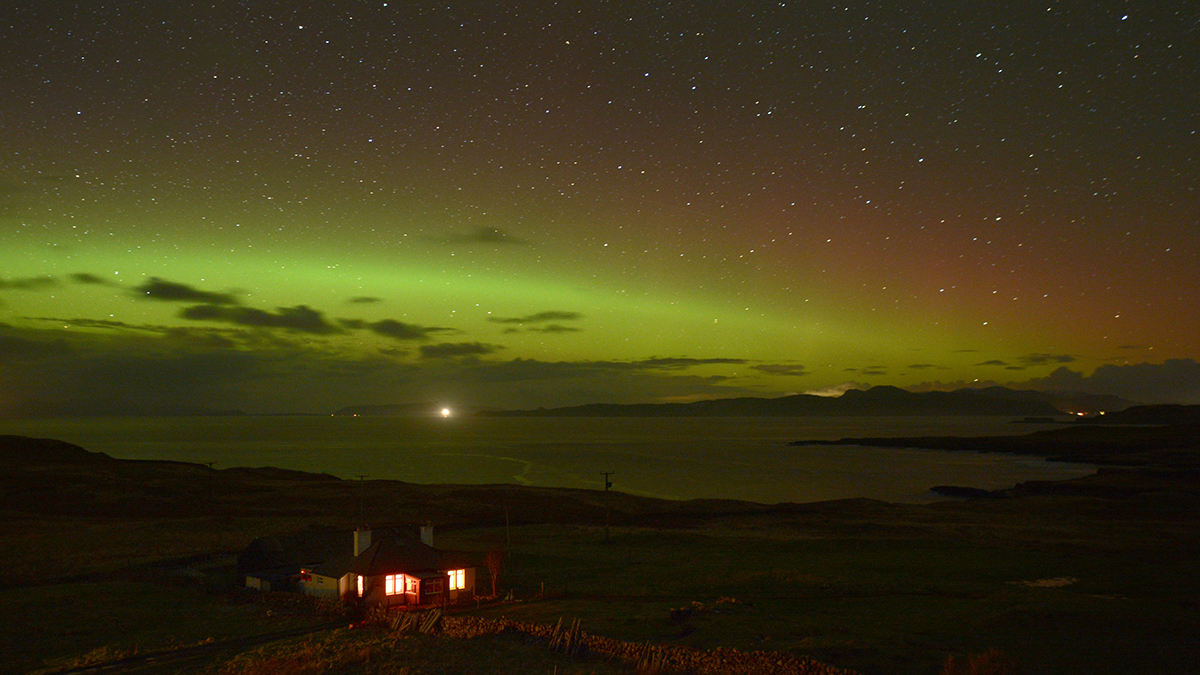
[[0, 415, 1095, 505]]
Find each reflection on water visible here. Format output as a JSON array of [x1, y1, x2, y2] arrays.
[[0, 415, 1094, 504]]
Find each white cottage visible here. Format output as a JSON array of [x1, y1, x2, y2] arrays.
[[350, 533, 476, 607]]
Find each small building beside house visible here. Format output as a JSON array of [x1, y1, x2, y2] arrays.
[[298, 527, 372, 602]]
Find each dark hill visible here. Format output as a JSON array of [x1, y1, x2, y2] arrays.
[[489, 386, 1065, 417], [0, 435, 114, 466], [1078, 404, 1200, 426]]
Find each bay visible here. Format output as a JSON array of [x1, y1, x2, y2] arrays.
[[0, 415, 1094, 504]]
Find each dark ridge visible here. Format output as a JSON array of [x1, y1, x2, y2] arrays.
[[0, 435, 114, 465], [792, 422, 1200, 468], [486, 386, 1066, 417], [1077, 404, 1200, 426]]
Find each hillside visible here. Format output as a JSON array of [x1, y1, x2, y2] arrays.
[[487, 385, 1069, 417]]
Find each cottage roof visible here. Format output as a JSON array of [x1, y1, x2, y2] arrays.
[[351, 537, 473, 577], [239, 525, 410, 576]]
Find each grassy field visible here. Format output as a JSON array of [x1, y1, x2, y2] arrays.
[[4, 431, 1200, 674], [1, 580, 320, 673], [444, 522, 1199, 675]]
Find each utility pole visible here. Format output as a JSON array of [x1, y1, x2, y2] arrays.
[[205, 462, 215, 506], [355, 475, 368, 526]]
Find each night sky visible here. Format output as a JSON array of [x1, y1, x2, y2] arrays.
[[2, 1, 1198, 416]]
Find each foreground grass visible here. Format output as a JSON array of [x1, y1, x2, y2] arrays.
[[212, 630, 636, 675], [8, 517, 1197, 675], [446, 523, 1199, 675], [1, 582, 332, 674]]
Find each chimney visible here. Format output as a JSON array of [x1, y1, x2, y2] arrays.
[[354, 528, 372, 557], [420, 524, 434, 547]]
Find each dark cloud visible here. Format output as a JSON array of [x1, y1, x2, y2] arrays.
[[348, 296, 382, 304], [906, 379, 1003, 393], [180, 304, 341, 334], [134, 277, 238, 304], [636, 357, 747, 370], [368, 319, 453, 341], [0, 324, 763, 416], [70, 273, 112, 285], [0, 275, 58, 291], [419, 342, 504, 358], [976, 359, 1010, 367], [860, 368, 888, 376], [752, 364, 809, 376], [1019, 353, 1075, 366], [433, 226, 529, 246], [530, 324, 581, 333], [432, 357, 764, 406], [908, 364, 939, 370], [52, 318, 156, 331], [1029, 359, 1200, 404], [489, 311, 583, 325]]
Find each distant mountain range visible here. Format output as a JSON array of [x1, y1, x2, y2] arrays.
[[478, 386, 1130, 418], [1076, 404, 1200, 426]]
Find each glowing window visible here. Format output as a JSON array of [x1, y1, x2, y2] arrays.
[[405, 576, 419, 593], [357, 575, 364, 597], [385, 575, 395, 595], [448, 569, 465, 590]]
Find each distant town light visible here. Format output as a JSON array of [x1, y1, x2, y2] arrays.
[[441, 408, 452, 418]]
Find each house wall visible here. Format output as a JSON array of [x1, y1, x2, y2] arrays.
[[359, 568, 476, 607], [299, 573, 340, 600], [339, 574, 356, 602], [363, 574, 412, 608], [448, 567, 476, 602], [245, 575, 270, 592]]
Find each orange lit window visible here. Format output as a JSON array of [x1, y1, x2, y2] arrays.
[[385, 574, 410, 595], [448, 569, 465, 590], [357, 575, 364, 597]]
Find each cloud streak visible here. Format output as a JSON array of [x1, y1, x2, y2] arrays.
[[489, 311, 583, 325], [419, 342, 504, 358], [0, 275, 58, 291], [181, 304, 342, 334], [753, 364, 809, 376], [135, 277, 239, 305], [432, 226, 529, 246]]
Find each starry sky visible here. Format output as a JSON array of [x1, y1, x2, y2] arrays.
[[1, 1, 1198, 416]]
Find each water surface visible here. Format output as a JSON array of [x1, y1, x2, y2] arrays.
[[0, 415, 1094, 504]]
